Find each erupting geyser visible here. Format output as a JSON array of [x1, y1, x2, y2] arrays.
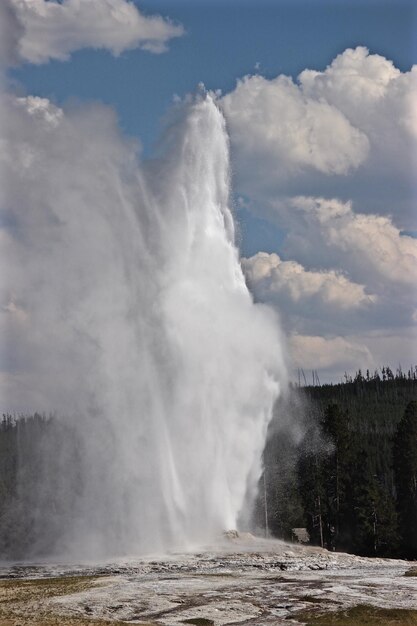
[[1, 92, 285, 559]]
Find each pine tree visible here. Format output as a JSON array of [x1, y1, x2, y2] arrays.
[[321, 404, 352, 550], [350, 449, 399, 556], [393, 401, 417, 557], [297, 442, 327, 547]]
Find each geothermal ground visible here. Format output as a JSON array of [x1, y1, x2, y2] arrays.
[[0, 536, 416, 625]]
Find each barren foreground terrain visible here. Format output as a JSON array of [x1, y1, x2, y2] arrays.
[[0, 537, 416, 625]]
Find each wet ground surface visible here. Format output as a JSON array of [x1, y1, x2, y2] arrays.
[[0, 538, 416, 625]]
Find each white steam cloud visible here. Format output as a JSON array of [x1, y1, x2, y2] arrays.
[[0, 90, 285, 558]]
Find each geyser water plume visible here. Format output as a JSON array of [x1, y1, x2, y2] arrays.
[[0, 91, 285, 559]]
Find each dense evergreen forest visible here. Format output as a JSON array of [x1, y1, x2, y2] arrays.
[[255, 367, 417, 560], [0, 366, 416, 560]]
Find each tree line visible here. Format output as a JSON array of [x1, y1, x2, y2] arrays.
[[255, 369, 417, 559], [1, 367, 416, 560]]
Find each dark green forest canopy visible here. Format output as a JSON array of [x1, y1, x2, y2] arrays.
[[256, 372, 417, 559]]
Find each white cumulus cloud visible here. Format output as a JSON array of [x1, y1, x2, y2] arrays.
[[288, 329, 417, 384], [299, 46, 401, 109], [0, 0, 184, 66], [222, 72, 369, 178], [289, 334, 374, 374], [242, 252, 375, 309], [284, 196, 417, 290], [247, 195, 417, 374], [222, 47, 417, 229]]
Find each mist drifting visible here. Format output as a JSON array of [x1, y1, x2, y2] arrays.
[[0, 92, 285, 559]]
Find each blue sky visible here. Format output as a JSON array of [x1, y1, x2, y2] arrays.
[[2, 0, 417, 384], [9, 0, 416, 259], [11, 0, 416, 153]]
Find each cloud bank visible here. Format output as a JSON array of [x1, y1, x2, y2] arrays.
[[0, 0, 184, 65], [221, 48, 417, 380], [222, 47, 416, 228]]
